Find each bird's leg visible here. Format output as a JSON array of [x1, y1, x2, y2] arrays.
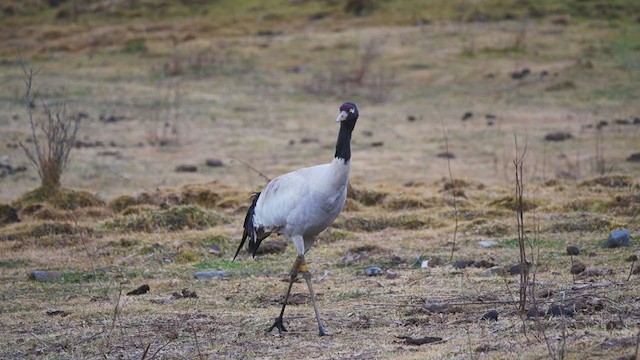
[[301, 266, 330, 336], [266, 255, 304, 334]]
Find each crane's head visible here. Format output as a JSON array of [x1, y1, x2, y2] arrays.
[[336, 102, 359, 125]]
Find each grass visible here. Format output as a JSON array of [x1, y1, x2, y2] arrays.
[[0, 2, 639, 359]]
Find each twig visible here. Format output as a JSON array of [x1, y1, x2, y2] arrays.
[[440, 121, 459, 261], [191, 322, 203, 360], [140, 343, 151, 360], [148, 338, 175, 360], [230, 155, 271, 183]]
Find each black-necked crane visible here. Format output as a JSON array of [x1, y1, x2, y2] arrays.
[[233, 102, 359, 336]]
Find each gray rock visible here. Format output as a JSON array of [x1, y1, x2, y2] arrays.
[[604, 229, 632, 248], [194, 270, 227, 280], [364, 267, 382, 276], [566, 246, 580, 255], [385, 269, 398, 279], [205, 158, 224, 167], [478, 240, 498, 248], [29, 270, 62, 282]]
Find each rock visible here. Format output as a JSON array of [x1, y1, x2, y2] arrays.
[[0, 204, 20, 225], [46, 309, 70, 317], [478, 240, 498, 248], [371, 141, 384, 147], [547, 305, 574, 317], [461, 111, 473, 121], [205, 158, 224, 167], [544, 132, 573, 142], [420, 259, 429, 268], [481, 266, 506, 277], [175, 164, 198, 172], [626, 255, 638, 262], [566, 246, 580, 255], [29, 270, 62, 282], [481, 310, 499, 321], [172, 288, 198, 299], [208, 244, 222, 255], [510, 68, 530, 80], [473, 260, 496, 268], [436, 151, 455, 159], [570, 262, 586, 274], [508, 263, 530, 275], [604, 229, 631, 248], [385, 269, 398, 279], [407, 115, 417, 122], [194, 270, 227, 279], [626, 153, 640, 162], [396, 336, 443, 345], [453, 260, 475, 269], [526, 309, 545, 318], [364, 267, 382, 276], [126, 284, 150, 296]]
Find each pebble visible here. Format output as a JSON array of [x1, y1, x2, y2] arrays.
[[478, 240, 498, 248], [481, 310, 499, 321], [29, 270, 62, 282], [364, 267, 382, 276], [480, 266, 505, 277], [385, 269, 398, 279], [194, 270, 227, 279], [566, 246, 580, 255]]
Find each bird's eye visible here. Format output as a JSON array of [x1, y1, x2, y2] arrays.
[[349, 108, 355, 113]]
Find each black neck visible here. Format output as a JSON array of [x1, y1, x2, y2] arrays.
[[334, 121, 354, 163]]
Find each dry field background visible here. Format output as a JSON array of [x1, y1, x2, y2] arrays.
[[0, 1, 639, 359]]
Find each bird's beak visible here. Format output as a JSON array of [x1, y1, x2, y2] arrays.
[[336, 111, 348, 123]]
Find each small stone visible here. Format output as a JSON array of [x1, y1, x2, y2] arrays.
[[480, 266, 505, 277], [175, 164, 198, 172], [208, 244, 222, 255], [526, 309, 544, 318], [473, 260, 496, 268], [364, 267, 382, 276], [461, 111, 473, 121], [627, 153, 640, 162], [194, 270, 227, 279], [508, 263, 530, 275], [544, 132, 573, 142], [604, 229, 631, 248], [570, 262, 586, 274], [46, 309, 70, 317], [453, 260, 475, 269], [205, 158, 224, 167], [547, 305, 574, 317], [29, 270, 62, 282], [478, 240, 498, 248], [127, 284, 150, 296], [420, 260, 429, 268], [480, 310, 499, 321], [385, 269, 398, 279], [625, 255, 638, 262], [566, 246, 580, 256]]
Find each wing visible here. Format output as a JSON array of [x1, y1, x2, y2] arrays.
[[253, 171, 310, 231]]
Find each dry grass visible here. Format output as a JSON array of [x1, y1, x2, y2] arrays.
[[1, 2, 640, 359]]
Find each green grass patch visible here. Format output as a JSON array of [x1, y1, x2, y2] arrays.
[[0, 259, 29, 268]]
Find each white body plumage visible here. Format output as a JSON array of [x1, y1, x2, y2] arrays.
[[253, 157, 351, 255]]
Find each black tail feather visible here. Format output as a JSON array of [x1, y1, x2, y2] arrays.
[[233, 192, 262, 260]]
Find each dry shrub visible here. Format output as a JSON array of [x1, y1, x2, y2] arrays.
[[348, 185, 388, 206], [106, 205, 225, 233], [383, 194, 429, 210], [17, 63, 80, 192], [463, 219, 510, 237], [14, 187, 104, 211], [579, 175, 636, 188]]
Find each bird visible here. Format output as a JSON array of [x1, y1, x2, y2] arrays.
[[233, 102, 360, 336]]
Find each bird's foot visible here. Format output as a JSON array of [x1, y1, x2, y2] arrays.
[[318, 326, 332, 337], [266, 317, 288, 334]]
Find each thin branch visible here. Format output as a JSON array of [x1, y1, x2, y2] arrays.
[[440, 121, 459, 261], [230, 155, 271, 183]]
